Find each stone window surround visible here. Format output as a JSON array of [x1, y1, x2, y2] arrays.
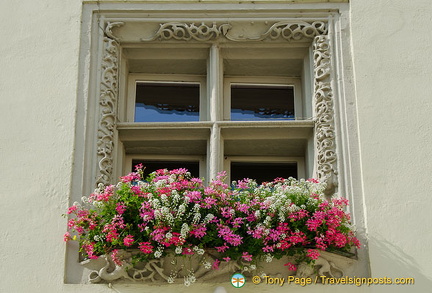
[[97, 19, 336, 193], [68, 2, 368, 284]]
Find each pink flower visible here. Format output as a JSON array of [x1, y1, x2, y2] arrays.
[[182, 247, 194, 255], [134, 163, 143, 171], [223, 257, 231, 262], [67, 205, 77, 214], [111, 249, 122, 266], [138, 242, 153, 254], [116, 203, 126, 215], [63, 232, 71, 242], [242, 252, 253, 262], [82, 242, 98, 260], [212, 259, 220, 270], [215, 243, 229, 253], [120, 172, 140, 183], [306, 249, 320, 260], [123, 234, 134, 247], [284, 262, 297, 271]]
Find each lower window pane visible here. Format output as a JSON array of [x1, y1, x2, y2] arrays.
[[231, 162, 297, 184], [132, 159, 200, 178]]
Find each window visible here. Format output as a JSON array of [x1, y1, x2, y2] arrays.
[[71, 2, 361, 284]]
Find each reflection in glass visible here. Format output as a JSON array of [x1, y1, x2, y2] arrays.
[[231, 162, 297, 184], [231, 84, 295, 120], [135, 82, 200, 122]]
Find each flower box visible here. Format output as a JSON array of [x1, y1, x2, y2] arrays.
[[65, 166, 360, 286]]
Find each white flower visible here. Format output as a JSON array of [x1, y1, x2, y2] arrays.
[[250, 264, 256, 270], [167, 277, 175, 284], [93, 201, 103, 208], [265, 254, 273, 263], [154, 251, 162, 258], [175, 246, 182, 254], [204, 213, 214, 223], [193, 213, 201, 224], [196, 249, 204, 255], [188, 275, 196, 284], [165, 232, 173, 239], [181, 223, 190, 238], [203, 261, 211, 269], [178, 204, 186, 214]]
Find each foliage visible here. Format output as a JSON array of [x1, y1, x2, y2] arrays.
[[64, 165, 360, 279]]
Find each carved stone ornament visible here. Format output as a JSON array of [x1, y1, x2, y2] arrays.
[[140, 21, 327, 42], [312, 35, 338, 196], [81, 250, 356, 284], [95, 22, 124, 186], [141, 22, 232, 42]]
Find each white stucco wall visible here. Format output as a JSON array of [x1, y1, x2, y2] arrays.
[[350, 0, 432, 291], [1, 0, 431, 292]]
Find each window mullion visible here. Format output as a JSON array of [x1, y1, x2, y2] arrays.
[[207, 44, 223, 180]]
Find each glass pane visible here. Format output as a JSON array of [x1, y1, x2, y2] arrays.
[[231, 84, 295, 120], [230, 162, 297, 184], [135, 82, 200, 122], [132, 159, 200, 178]]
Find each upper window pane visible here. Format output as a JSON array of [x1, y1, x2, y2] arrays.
[[231, 84, 295, 121], [135, 82, 200, 122]]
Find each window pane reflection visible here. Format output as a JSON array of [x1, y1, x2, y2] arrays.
[[231, 84, 295, 120], [135, 82, 200, 122]]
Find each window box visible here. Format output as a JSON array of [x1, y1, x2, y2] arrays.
[[65, 167, 360, 286]]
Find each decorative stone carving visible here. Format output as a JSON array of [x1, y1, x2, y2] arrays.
[[313, 35, 338, 196], [81, 250, 355, 284], [140, 21, 327, 42], [141, 22, 232, 42], [225, 21, 328, 42], [95, 22, 123, 186]]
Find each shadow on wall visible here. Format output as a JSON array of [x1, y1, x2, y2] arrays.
[[368, 234, 432, 292]]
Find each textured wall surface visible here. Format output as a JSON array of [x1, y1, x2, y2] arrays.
[[350, 0, 432, 291], [1, 0, 431, 292]]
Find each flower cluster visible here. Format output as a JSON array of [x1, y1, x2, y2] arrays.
[[65, 165, 360, 280]]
